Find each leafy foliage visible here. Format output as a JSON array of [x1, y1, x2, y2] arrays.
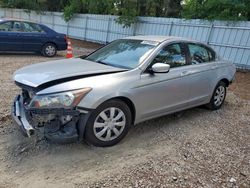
[[183, 0, 250, 21], [113, 0, 138, 27], [63, 0, 114, 21], [1, 0, 42, 10], [63, 0, 81, 21], [0, 0, 249, 27]]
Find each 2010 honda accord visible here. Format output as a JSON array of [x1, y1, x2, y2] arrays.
[[12, 36, 236, 147]]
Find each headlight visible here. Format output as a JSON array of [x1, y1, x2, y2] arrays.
[[29, 88, 92, 108]]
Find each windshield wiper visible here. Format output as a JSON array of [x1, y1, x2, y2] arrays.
[[96, 60, 109, 66], [96, 61, 130, 70]]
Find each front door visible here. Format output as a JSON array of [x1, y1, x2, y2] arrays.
[[135, 43, 191, 121], [0, 21, 23, 51]]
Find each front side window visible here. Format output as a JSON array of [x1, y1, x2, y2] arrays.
[[0, 21, 22, 32], [0, 22, 12, 32], [151, 43, 186, 68], [85, 39, 158, 69], [23, 22, 44, 33], [188, 44, 214, 64]]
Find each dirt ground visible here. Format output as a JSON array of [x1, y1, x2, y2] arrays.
[[0, 41, 249, 188]]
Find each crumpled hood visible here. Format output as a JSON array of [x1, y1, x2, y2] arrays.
[[13, 58, 125, 87]]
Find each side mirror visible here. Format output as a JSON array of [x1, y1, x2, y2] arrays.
[[150, 63, 170, 73]]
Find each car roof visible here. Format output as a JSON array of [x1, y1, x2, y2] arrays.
[[125, 35, 198, 43]]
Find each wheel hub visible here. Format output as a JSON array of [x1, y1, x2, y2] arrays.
[[106, 120, 114, 128], [45, 45, 55, 56]]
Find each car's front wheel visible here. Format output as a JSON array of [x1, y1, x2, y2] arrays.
[[207, 81, 227, 110], [42, 43, 57, 57], [84, 100, 132, 147]]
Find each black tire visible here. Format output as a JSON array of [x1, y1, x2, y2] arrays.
[[84, 100, 132, 147], [207, 81, 227, 110], [41, 43, 57, 57]]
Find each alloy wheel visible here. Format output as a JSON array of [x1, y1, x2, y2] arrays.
[[214, 85, 225, 106], [93, 107, 126, 141]]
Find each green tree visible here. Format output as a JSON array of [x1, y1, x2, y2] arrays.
[[114, 0, 182, 27], [63, 0, 115, 21], [1, 0, 41, 10], [46, 0, 68, 12], [63, 0, 82, 21], [183, 0, 250, 21], [1, 0, 249, 22], [0, 0, 183, 26], [113, 0, 138, 27]]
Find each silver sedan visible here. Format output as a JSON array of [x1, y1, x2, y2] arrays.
[[12, 36, 236, 147]]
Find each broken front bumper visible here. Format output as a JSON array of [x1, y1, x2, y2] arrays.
[[11, 94, 91, 143], [11, 95, 35, 137]]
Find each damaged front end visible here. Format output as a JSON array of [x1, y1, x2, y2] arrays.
[[12, 86, 92, 144]]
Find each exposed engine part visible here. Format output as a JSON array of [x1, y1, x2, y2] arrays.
[[60, 115, 73, 124], [31, 113, 56, 127], [44, 119, 61, 133]]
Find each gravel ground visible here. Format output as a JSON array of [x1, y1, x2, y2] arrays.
[[0, 41, 249, 188]]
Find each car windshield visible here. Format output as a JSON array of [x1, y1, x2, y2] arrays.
[[84, 39, 158, 69]]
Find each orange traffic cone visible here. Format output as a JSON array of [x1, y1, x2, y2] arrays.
[[66, 38, 73, 58]]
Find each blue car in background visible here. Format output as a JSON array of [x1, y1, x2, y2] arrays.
[[0, 18, 67, 57]]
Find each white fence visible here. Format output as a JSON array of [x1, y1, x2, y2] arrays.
[[1, 8, 250, 69]]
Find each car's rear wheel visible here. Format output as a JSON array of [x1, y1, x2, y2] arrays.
[[42, 43, 57, 57], [84, 100, 131, 147], [207, 81, 227, 110]]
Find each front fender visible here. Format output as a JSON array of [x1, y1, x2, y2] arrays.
[[77, 91, 136, 110]]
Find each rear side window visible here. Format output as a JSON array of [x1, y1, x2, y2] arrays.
[[188, 43, 215, 64], [23, 22, 44, 33], [0, 22, 12, 31], [152, 43, 186, 68]]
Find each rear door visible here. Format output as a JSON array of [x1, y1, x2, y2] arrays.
[[183, 43, 217, 105], [20, 22, 48, 51]]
